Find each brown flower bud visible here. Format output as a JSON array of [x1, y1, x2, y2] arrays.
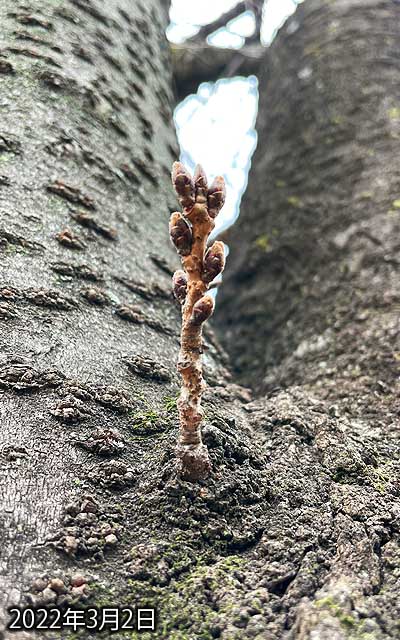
[[171, 162, 195, 211], [193, 164, 208, 201], [202, 241, 225, 283], [191, 294, 214, 325], [169, 212, 192, 256], [208, 176, 226, 218], [172, 270, 187, 304]]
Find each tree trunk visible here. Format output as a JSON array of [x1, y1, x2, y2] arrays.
[[0, 0, 233, 634], [0, 0, 399, 639], [217, 0, 400, 637]]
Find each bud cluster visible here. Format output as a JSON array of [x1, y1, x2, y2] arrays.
[[191, 295, 215, 325], [169, 161, 227, 481], [172, 161, 226, 215], [169, 212, 192, 256], [171, 162, 195, 213], [202, 241, 225, 284], [170, 162, 226, 310], [208, 176, 226, 219], [193, 164, 208, 201], [172, 270, 187, 304]]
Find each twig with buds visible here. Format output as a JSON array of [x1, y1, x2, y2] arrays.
[[170, 162, 226, 481]]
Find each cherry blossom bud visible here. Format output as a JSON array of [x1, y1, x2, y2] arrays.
[[208, 176, 226, 218], [193, 164, 208, 201], [202, 241, 225, 283], [191, 295, 214, 325], [169, 212, 192, 256], [172, 270, 187, 304], [171, 162, 195, 211]]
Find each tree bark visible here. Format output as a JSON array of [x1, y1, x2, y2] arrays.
[[217, 0, 400, 637], [0, 0, 233, 635], [1, 0, 399, 639]]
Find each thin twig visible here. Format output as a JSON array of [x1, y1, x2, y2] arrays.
[[170, 162, 226, 481]]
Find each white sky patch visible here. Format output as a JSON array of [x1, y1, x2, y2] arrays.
[[175, 77, 258, 235], [262, 0, 302, 44], [208, 12, 255, 48], [168, 0, 304, 232], [168, 0, 240, 43], [167, 0, 302, 45]]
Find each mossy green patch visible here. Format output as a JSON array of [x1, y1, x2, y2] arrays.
[[89, 542, 247, 640], [388, 107, 400, 120], [314, 596, 383, 638], [126, 555, 246, 639], [89, 581, 118, 608], [130, 410, 168, 436], [359, 191, 373, 200], [254, 234, 270, 252], [315, 595, 356, 628], [163, 395, 178, 413], [287, 195, 303, 208], [364, 458, 397, 494]]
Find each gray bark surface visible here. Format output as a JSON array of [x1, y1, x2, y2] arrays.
[[0, 0, 399, 639], [216, 0, 400, 638], [0, 0, 235, 635]]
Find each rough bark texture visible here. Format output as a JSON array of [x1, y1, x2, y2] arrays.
[[1, 0, 399, 639], [216, 0, 400, 638], [0, 0, 234, 635]]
